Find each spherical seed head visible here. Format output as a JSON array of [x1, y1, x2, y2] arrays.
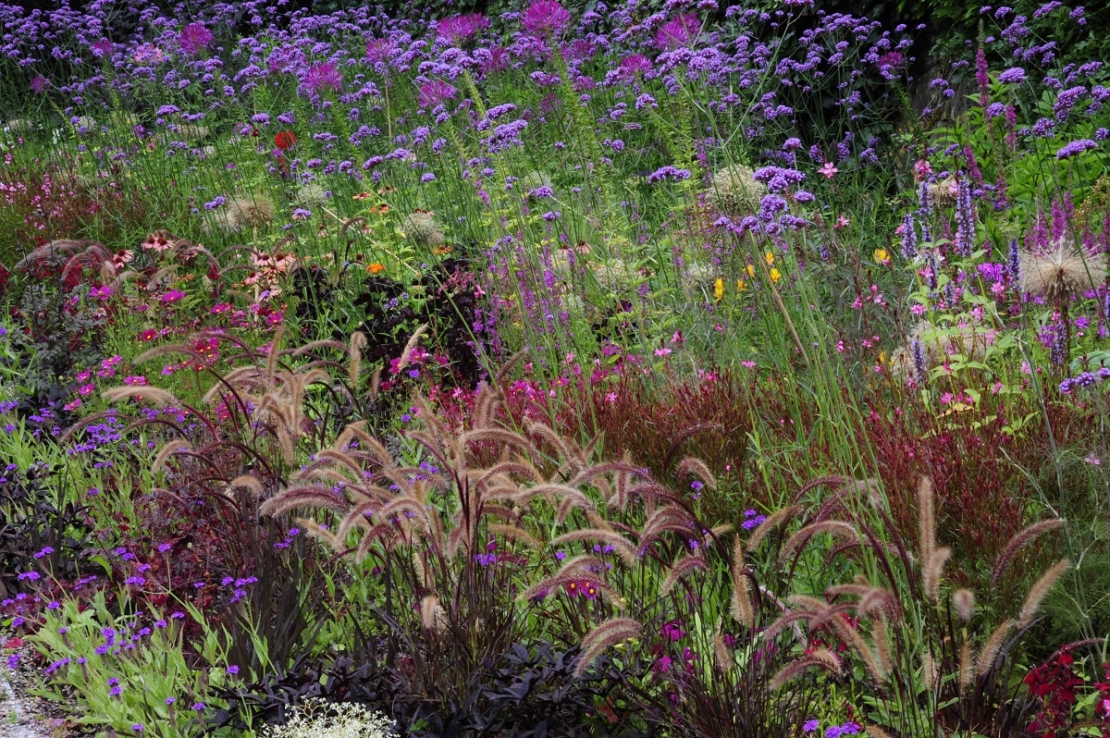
[[709, 164, 764, 215], [1021, 237, 1107, 304], [402, 210, 445, 247], [226, 195, 276, 232], [295, 183, 328, 208]]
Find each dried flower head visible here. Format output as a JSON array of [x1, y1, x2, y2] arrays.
[[231, 195, 276, 231], [401, 210, 445, 247], [1020, 236, 1107, 304], [928, 176, 958, 208], [708, 164, 765, 215], [296, 183, 329, 208]]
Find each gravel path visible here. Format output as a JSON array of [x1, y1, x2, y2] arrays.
[[0, 673, 48, 738]]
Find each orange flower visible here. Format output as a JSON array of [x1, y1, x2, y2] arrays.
[[367, 203, 391, 215], [352, 192, 374, 201], [367, 263, 386, 274], [433, 245, 453, 255]]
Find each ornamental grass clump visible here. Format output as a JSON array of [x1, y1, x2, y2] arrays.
[[764, 477, 1070, 737]]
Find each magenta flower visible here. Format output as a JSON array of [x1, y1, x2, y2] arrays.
[[365, 38, 394, 64], [418, 79, 457, 109], [521, 0, 572, 39], [301, 62, 343, 95], [90, 39, 113, 58], [435, 14, 489, 46], [178, 23, 213, 55], [654, 13, 700, 50], [660, 621, 686, 641], [618, 54, 652, 77], [30, 76, 49, 94]]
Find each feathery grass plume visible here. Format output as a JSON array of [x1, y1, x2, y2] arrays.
[[1018, 559, 1070, 627], [1021, 236, 1107, 305], [151, 439, 194, 474], [102, 385, 183, 408], [746, 505, 801, 550], [923, 546, 951, 602], [296, 517, 346, 554], [958, 640, 976, 693], [519, 556, 620, 604], [991, 518, 1065, 586], [954, 589, 975, 622], [573, 618, 642, 677], [394, 324, 429, 375], [976, 619, 1013, 677], [713, 627, 731, 672], [769, 649, 841, 690], [420, 595, 447, 633], [675, 456, 716, 490], [550, 529, 637, 566], [708, 162, 764, 215], [730, 537, 754, 628], [778, 520, 859, 565], [873, 616, 892, 676], [828, 612, 888, 683], [401, 210, 445, 247], [923, 652, 938, 690], [220, 474, 264, 497], [661, 554, 709, 595], [348, 331, 367, 385], [916, 475, 936, 576], [488, 523, 543, 551]]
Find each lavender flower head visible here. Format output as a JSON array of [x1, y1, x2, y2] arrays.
[[521, 0, 572, 39], [901, 212, 917, 259], [998, 67, 1026, 84]]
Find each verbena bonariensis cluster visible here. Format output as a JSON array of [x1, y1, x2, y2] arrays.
[[2, 0, 1110, 735]]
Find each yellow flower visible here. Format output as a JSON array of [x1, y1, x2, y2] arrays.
[[746, 264, 755, 277], [878, 350, 887, 364], [764, 251, 775, 265], [736, 279, 747, 292], [874, 248, 891, 265], [769, 267, 782, 283], [714, 278, 724, 302]]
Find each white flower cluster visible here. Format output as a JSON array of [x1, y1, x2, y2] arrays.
[[261, 698, 396, 738]]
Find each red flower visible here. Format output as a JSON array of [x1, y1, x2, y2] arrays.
[[273, 130, 297, 151]]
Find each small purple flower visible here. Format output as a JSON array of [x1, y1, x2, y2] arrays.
[[1057, 139, 1098, 160], [804, 719, 820, 733], [998, 67, 1026, 84]]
